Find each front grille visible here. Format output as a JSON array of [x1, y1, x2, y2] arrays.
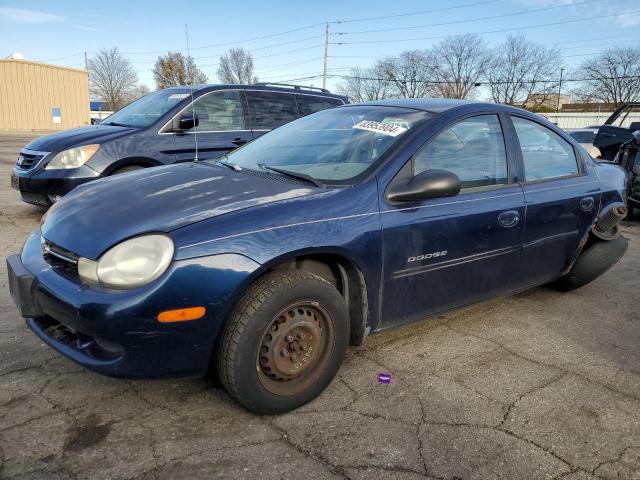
[[43, 239, 79, 279], [33, 316, 122, 361], [20, 192, 51, 208], [16, 152, 45, 170]]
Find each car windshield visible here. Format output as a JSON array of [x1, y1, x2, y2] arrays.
[[100, 89, 192, 127], [570, 131, 596, 143], [223, 105, 433, 183]]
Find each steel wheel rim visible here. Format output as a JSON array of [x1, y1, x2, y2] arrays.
[[256, 301, 335, 396]]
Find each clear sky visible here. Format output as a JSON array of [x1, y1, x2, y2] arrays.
[[1, 0, 638, 97]]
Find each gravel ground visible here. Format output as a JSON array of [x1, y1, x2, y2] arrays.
[[0, 132, 639, 480]]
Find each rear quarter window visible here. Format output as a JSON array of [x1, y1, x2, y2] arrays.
[[296, 95, 344, 117]]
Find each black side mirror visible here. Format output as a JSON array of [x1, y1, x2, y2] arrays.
[[171, 114, 199, 132], [386, 169, 461, 202]]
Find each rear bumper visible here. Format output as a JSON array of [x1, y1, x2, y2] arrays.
[[12, 164, 101, 205], [7, 230, 261, 378]]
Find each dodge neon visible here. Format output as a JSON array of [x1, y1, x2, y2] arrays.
[[7, 99, 628, 414]]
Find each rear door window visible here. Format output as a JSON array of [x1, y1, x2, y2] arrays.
[[511, 116, 579, 181], [246, 91, 298, 130], [296, 95, 344, 117]]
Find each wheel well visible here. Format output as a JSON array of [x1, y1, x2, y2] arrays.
[[269, 254, 369, 346], [104, 158, 159, 175]]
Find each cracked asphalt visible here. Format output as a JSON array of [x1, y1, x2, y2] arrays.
[[0, 131, 639, 480]]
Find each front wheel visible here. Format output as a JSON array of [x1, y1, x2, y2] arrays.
[[217, 270, 349, 414], [110, 165, 145, 175]]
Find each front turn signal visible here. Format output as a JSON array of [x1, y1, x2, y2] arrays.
[[157, 306, 206, 323]]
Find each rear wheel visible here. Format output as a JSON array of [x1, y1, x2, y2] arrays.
[[217, 270, 349, 414]]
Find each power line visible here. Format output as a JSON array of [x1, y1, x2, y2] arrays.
[[334, 0, 596, 36], [121, 23, 325, 55], [560, 41, 639, 51], [329, 0, 503, 24], [545, 33, 640, 47], [39, 52, 87, 62], [332, 10, 640, 46], [321, 73, 640, 85]]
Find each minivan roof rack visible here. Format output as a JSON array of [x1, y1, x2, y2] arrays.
[[254, 82, 330, 93]]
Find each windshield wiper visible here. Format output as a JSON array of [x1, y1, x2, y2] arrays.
[[216, 156, 243, 171], [258, 164, 324, 188], [101, 121, 133, 127]]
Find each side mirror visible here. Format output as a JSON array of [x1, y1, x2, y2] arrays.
[[386, 169, 461, 202], [171, 114, 199, 132]]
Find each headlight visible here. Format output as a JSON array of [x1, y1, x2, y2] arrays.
[[45, 144, 100, 170], [78, 235, 174, 289]]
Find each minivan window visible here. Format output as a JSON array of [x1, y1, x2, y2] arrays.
[[246, 91, 298, 130], [224, 105, 433, 182], [297, 95, 343, 117], [512, 116, 579, 181], [101, 90, 191, 128], [181, 90, 245, 131], [413, 114, 508, 189]]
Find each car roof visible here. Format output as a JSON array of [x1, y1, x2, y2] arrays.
[[165, 83, 347, 100], [355, 98, 488, 113]]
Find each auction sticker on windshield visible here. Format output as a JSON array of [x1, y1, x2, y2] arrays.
[[353, 120, 408, 137]]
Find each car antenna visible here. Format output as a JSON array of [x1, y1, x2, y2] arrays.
[[185, 23, 199, 162]]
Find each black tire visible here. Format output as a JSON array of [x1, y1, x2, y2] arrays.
[[217, 270, 349, 414], [551, 236, 629, 292], [111, 165, 145, 175]]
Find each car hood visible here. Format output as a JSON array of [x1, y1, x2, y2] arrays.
[[41, 163, 316, 259], [25, 125, 136, 152]]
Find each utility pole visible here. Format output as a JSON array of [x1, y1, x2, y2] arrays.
[[322, 23, 329, 90], [84, 51, 88, 71], [556, 67, 564, 112]]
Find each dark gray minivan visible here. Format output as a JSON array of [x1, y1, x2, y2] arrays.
[[11, 83, 348, 207]]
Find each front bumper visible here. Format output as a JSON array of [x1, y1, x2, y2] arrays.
[[12, 164, 101, 207], [7, 230, 261, 378]]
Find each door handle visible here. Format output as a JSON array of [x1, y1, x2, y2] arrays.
[[498, 210, 520, 228], [232, 138, 247, 146], [580, 196, 594, 211]]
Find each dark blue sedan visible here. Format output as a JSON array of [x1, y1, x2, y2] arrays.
[[7, 99, 629, 414]]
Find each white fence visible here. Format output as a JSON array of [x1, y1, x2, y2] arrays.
[[543, 112, 640, 130], [90, 110, 113, 121]]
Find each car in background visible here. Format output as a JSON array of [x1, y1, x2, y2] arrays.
[[11, 83, 348, 208], [614, 130, 640, 218], [567, 127, 600, 158], [594, 102, 640, 160], [7, 99, 629, 414]]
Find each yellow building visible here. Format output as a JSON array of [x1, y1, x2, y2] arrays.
[[0, 59, 90, 131]]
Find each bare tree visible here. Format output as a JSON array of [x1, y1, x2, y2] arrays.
[[88, 47, 138, 111], [153, 52, 208, 89], [217, 48, 257, 84], [576, 46, 640, 107], [486, 35, 562, 107], [431, 34, 490, 99], [337, 65, 392, 102], [125, 84, 151, 104], [377, 50, 437, 98]]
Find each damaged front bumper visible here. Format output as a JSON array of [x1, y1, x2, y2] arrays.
[[7, 229, 260, 378]]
